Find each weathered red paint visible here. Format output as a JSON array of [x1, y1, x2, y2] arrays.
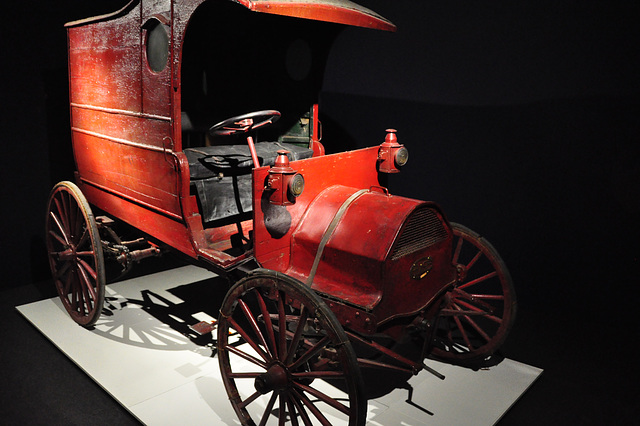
[[66, 0, 372, 264], [54, 2, 517, 422], [63, 0, 459, 327]]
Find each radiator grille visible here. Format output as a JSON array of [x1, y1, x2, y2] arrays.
[[390, 207, 448, 260]]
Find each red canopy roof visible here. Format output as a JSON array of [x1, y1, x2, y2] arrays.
[[234, 0, 396, 31]]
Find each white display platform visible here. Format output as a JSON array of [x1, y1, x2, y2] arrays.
[[18, 265, 541, 425]]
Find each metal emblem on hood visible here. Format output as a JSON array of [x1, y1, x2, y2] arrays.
[[410, 256, 433, 280]]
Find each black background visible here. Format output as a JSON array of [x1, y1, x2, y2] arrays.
[[1, 0, 638, 424]]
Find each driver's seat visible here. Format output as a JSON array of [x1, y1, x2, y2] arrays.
[[185, 142, 312, 180], [185, 142, 313, 224]]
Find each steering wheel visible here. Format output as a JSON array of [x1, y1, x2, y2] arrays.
[[209, 110, 281, 136]]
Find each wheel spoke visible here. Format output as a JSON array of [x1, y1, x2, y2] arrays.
[[71, 204, 83, 245], [455, 298, 502, 324], [77, 258, 98, 282], [452, 309, 473, 351], [460, 312, 492, 343], [77, 259, 97, 300], [50, 210, 70, 246], [48, 227, 69, 249], [292, 388, 332, 426], [452, 235, 463, 264], [255, 289, 278, 357], [453, 288, 496, 314], [54, 197, 71, 243], [239, 298, 274, 361], [458, 270, 498, 290], [289, 392, 313, 426], [292, 370, 345, 379], [78, 266, 94, 313], [445, 318, 454, 343], [227, 316, 270, 363], [227, 372, 264, 379], [79, 267, 96, 311], [72, 270, 84, 314], [293, 381, 350, 416], [469, 293, 504, 301], [64, 193, 76, 240], [464, 249, 483, 271], [286, 394, 300, 426], [76, 250, 97, 258], [289, 335, 330, 371], [285, 306, 309, 365], [440, 308, 488, 317], [61, 266, 73, 296], [258, 391, 278, 426], [225, 343, 268, 370], [277, 290, 287, 360], [278, 392, 286, 426], [76, 227, 90, 251], [238, 390, 263, 410], [54, 258, 73, 280]]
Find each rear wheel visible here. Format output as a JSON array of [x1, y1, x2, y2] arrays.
[[431, 223, 516, 363], [217, 270, 366, 426], [45, 181, 105, 327]]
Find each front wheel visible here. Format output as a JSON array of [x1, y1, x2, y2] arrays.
[[431, 223, 517, 363], [217, 270, 366, 426]]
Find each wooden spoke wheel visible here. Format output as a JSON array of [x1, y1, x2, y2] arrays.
[[431, 223, 516, 363], [45, 181, 105, 327], [217, 270, 366, 426]]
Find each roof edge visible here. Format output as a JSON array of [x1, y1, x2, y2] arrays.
[[234, 0, 396, 32], [64, 0, 140, 28]]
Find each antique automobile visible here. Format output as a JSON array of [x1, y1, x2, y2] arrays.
[[45, 0, 516, 424]]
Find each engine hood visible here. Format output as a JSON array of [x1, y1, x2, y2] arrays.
[[286, 185, 455, 327]]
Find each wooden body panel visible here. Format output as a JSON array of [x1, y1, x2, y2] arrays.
[[72, 132, 181, 218], [67, 0, 188, 256], [77, 178, 196, 258], [67, 11, 142, 112]]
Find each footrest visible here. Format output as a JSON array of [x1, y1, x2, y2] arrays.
[[189, 320, 217, 335]]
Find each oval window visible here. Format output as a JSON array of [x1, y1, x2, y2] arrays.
[[146, 19, 169, 73]]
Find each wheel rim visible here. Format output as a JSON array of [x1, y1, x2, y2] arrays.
[[431, 223, 516, 362], [217, 271, 366, 426], [45, 182, 105, 327]]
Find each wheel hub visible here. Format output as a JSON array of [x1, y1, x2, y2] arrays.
[[254, 364, 289, 394], [455, 263, 467, 283], [58, 246, 77, 262]]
